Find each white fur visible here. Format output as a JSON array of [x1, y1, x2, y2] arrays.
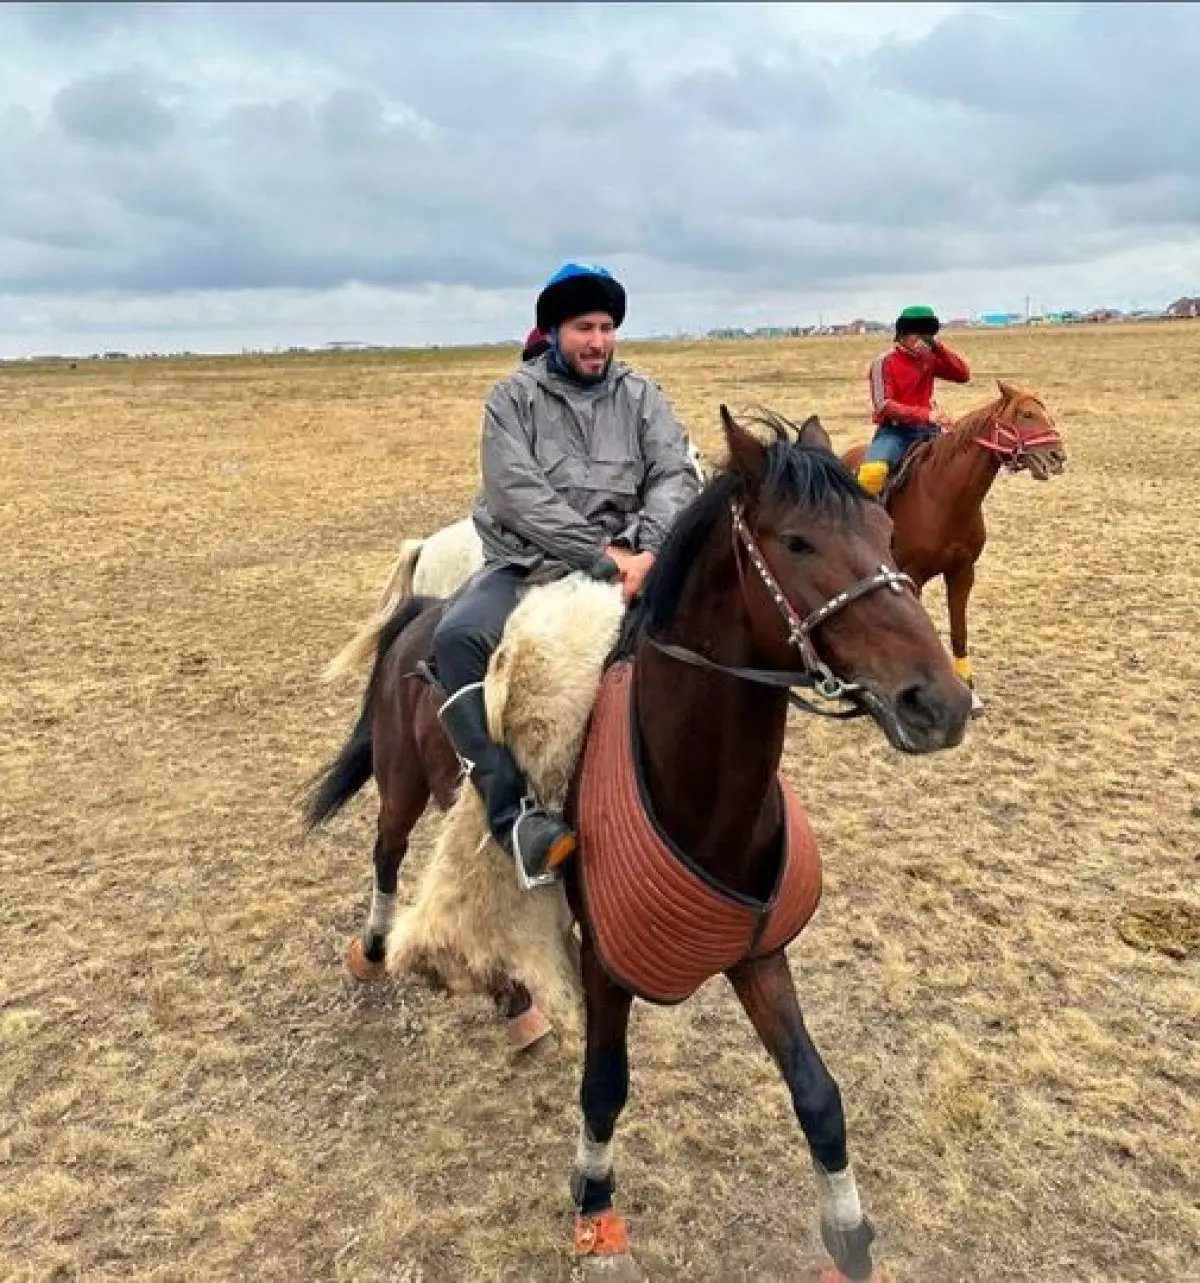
[[814, 1162, 864, 1231], [575, 1123, 615, 1179], [385, 574, 626, 1031], [412, 518, 485, 599], [321, 523, 483, 684], [366, 887, 397, 939]]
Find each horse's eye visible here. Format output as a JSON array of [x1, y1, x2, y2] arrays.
[[783, 534, 812, 556]]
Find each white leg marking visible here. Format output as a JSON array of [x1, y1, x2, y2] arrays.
[[814, 1161, 864, 1230], [367, 888, 397, 939], [575, 1123, 614, 1179]]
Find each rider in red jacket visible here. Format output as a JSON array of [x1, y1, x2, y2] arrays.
[[857, 306, 970, 496]]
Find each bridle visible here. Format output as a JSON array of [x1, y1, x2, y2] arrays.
[[646, 501, 916, 719], [974, 400, 1063, 473]]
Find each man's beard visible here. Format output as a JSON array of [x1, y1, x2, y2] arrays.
[[571, 352, 612, 384]]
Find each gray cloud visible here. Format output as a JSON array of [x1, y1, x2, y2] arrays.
[[53, 70, 176, 149], [0, 2, 1197, 354]]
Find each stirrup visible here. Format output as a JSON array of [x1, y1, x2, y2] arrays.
[[511, 797, 575, 891]]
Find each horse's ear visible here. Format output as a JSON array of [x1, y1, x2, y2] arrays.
[[719, 404, 768, 485], [797, 414, 833, 453], [997, 379, 1021, 402]]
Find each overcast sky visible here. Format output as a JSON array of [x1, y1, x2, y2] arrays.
[[1, 1, 1197, 357]]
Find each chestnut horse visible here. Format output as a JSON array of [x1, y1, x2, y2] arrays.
[[843, 380, 1065, 713], [305, 407, 972, 1281]]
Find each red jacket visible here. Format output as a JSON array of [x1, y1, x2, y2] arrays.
[[869, 341, 970, 426]]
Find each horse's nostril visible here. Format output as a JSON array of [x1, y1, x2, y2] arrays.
[[895, 681, 944, 732]]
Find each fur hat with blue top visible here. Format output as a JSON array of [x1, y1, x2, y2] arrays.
[[536, 263, 627, 333]]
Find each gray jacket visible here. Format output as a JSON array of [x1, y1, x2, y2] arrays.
[[471, 355, 701, 575]]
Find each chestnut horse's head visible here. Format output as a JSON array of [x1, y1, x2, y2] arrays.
[[976, 381, 1066, 480]]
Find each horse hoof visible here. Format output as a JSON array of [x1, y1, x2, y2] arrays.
[[346, 937, 388, 983], [575, 1210, 642, 1279], [506, 1004, 554, 1053], [820, 1269, 889, 1283], [970, 689, 985, 718]]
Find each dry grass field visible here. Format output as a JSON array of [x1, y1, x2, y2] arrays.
[[3, 323, 1198, 1283]]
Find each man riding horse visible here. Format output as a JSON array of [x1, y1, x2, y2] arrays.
[[856, 305, 971, 497], [431, 262, 702, 890]]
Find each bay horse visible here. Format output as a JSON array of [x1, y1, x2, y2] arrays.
[[843, 380, 1065, 714], [305, 407, 972, 1281]]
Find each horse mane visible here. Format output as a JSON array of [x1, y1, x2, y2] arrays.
[[923, 399, 1000, 462], [615, 412, 865, 657], [928, 384, 1045, 462]]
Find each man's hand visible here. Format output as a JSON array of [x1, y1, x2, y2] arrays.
[[604, 545, 636, 575], [931, 406, 954, 431], [619, 551, 655, 604], [604, 545, 655, 604]]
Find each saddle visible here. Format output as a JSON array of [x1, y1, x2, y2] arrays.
[[879, 436, 936, 507], [576, 661, 823, 1004]]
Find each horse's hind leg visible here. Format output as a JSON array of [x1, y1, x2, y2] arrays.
[[347, 777, 430, 983], [945, 563, 984, 717], [727, 952, 883, 1283], [488, 974, 553, 1054]]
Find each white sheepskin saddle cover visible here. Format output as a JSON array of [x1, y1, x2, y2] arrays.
[[385, 574, 627, 1029]]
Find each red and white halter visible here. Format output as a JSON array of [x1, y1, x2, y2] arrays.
[[974, 401, 1063, 472]]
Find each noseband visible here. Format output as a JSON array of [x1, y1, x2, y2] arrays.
[[647, 502, 915, 719], [975, 404, 1063, 472]]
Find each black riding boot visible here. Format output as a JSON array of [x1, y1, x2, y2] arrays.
[[437, 682, 577, 889]]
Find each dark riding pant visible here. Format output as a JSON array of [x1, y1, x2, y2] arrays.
[[432, 564, 528, 696], [429, 562, 575, 885]]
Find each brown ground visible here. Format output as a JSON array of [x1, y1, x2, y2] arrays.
[[3, 324, 1198, 1283]]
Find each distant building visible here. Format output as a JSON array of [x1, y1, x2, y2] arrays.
[[1167, 296, 1200, 318]]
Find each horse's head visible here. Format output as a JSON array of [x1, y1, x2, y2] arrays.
[[717, 405, 972, 754], [979, 381, 1066, 480]]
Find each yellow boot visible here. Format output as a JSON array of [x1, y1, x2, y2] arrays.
[[857, 460, 889, 496]]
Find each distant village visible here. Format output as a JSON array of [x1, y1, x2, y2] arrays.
[[699, 295, 1200, 341], [8, 296, 1200, 365]]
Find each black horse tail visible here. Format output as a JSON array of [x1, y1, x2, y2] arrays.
[[305, 594, 439, 829]]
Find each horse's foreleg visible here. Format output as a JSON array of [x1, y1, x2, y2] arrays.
[[571, 934, 640, 1278], [944, 563, 984, 716], [727, 952, 882, 1283]]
